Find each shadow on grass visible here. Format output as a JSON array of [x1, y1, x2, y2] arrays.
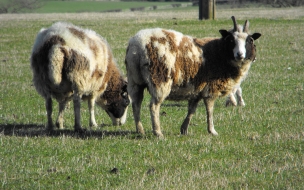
[[0, 123, 139, 139], [162, 103, 185, 107]]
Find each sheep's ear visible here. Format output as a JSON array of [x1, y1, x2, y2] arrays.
[[252, 33, 261, 40], [219, 30, 230, 38]]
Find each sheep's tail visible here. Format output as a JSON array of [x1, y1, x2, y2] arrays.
[[48, 45, 67, 85]]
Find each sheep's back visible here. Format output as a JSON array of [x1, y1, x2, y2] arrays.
[[31, 22, 112, 99], [131, 28, 203, 88]]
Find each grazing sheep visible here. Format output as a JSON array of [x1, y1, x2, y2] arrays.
[[125, 16, 261, 137], [30, 22, 130, 132]]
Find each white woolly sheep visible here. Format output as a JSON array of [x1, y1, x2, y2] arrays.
[[125, 16, 261, 137], [30, 22, 130, 132]]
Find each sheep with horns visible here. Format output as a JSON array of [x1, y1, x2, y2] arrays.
[[125, 16, 261, 137]]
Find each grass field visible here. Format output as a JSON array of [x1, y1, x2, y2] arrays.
[[0, 6, 304, 189], [34, 1, 191, 13]]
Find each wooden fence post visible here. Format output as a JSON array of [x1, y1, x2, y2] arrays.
[[199, 0, 215, 20]]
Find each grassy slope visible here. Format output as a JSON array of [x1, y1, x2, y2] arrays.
[[0, 7, 304, 189]]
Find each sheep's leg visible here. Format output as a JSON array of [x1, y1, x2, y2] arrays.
[[203, 97, 218, 136], [45, 96, 55, 130], [56, 100, 68, 129], [225, 88, 237, 107], [73, 93, 84, 133], [235, 87, 245, 106], [150, 97, 163, 138], [180, 99, 200, 135], [88, 97, 98, 128], [130, 85, 145, 135]]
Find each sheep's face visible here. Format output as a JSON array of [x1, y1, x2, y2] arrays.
[[99, 83, 130, 126], [219, 31, 243, 61], [219, 16, 261, 64], [219, 31, 261, 62], [245, 33, 262, 61], [232, 33, 248, 61]]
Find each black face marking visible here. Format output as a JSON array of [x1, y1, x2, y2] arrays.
[[223, 34, 236, 60], [104, 84, 130, 118]]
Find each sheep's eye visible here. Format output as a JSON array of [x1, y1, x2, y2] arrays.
[[122, 92, 128, 97]]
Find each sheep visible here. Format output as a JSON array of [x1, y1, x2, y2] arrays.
[[225, 86, 246, 106], [225, 38, 258, 107], [125, 16, 261, 137], [30, 22, 130, 132]]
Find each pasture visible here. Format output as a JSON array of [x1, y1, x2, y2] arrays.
[[35, 1, 186, 13], [0, 6, 304, 189]]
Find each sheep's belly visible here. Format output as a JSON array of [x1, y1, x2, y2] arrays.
[[167, 84, 197, 101]]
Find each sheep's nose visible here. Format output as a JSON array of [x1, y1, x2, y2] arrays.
[[237, 52, 244, 59]]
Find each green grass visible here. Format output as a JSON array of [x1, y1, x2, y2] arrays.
[[0, 7, 304, 189], [34, 1, 190, 13]]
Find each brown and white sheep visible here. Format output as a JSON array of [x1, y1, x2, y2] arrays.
[[30, 22, 130, 132], [125, 16, 261, 137]]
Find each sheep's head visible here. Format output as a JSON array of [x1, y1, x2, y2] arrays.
[[219, 16, 261, 64], [98, 80, 130, 126]]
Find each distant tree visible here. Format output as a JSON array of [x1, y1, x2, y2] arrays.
[[0, 0, 44, 13]]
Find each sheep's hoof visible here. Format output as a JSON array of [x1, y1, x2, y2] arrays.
[[225, 100, 237, 107], [238, 101, 246, 107], [153, 130, 164, 138], [90, 123, 98, 129], [136, 124, 145, 135], [208, 129, 218, 136], [55, 122, 64, 129], [180, 128, 188, 135], [137, 128, 145, 134]]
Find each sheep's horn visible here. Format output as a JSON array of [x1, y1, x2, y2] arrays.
[[243, 20, 249, 33], [231, 16, 237, 32]]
